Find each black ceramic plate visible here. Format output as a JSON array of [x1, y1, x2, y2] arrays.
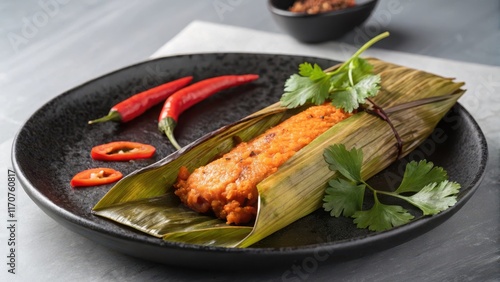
[[12, 53, 488, 270]]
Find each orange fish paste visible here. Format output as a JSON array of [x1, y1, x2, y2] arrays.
[[174, 104, 351, 225]]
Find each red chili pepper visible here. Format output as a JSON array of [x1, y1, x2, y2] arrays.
[[70, 168, 123, 187], [88, 76, 193, 124], [91, 141, 156, 161], [158, 74, 259, 149]]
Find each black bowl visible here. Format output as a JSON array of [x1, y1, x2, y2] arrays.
[[268, 0, 379, 43]]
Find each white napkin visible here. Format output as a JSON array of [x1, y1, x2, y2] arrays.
[[152, 21, 500, 126]]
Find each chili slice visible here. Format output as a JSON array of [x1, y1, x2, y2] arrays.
[[158, 74, 259, 149], [70, 168, 123, 187], [88, 76, 193, 124], [91, 141, 156, 161]]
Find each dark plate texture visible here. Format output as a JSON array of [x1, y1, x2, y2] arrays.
[[12, 53, 488, 270]]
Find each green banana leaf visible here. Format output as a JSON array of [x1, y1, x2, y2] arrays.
[[92, 58, 465, 247]]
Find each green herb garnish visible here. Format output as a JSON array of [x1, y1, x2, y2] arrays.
[[323, 144, 461, 231], [280, 32, 389, 112]]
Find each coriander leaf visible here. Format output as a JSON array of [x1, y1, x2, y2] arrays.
[[395, 160, 448, 194], [323, 178, 365, 217], [329, 75, 380, 112], [352, 74, 381, 103], [329, 71, 350, 90], [322, 142, 461, 233], [329, 88, 359, 113], [400, 180, 461, 215], [280, 32, 390, 111], [323, 144, 363, 182], [299, 63, 328, 81], [352, 196, 414, 231], [299, 62, 315, 77], [281, 74, 331, 108], [349, 58, 374, 82], [329, 70, 380, 112]]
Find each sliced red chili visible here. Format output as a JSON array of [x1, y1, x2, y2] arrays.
[[88, 76, 193, 124], [91, 141, 156, 161], [70, 168, 123, 187], [158, 74, 259, 149]]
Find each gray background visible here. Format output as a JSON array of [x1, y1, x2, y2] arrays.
[[0, 0, 499, 281]]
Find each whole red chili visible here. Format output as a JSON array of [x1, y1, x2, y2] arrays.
[[70, 168, 123, 187], [88, 76, 193, 124], [158, 74, 259, 149], [91, 141, 156, 161]]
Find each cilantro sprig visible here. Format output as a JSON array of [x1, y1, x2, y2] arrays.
[[322, 144, 461, 232], [280, 32, 389, 112]]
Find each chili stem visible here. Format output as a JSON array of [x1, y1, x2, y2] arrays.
[[88, 110, 121, 124], [159, 117, 181, 150]]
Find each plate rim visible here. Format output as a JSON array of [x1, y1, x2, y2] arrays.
[[11, 52, 489, 262]]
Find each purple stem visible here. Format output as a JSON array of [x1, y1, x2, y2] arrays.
[[365, 98, 403, 159]]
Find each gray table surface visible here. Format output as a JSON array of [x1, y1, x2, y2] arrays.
[[1, 0, 499, 281]]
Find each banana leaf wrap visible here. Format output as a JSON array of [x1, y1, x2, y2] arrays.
[[92, 58, 465, 247]]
